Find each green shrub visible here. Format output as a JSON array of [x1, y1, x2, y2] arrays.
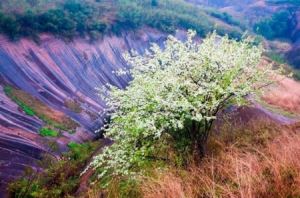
[[208, 10, 246, 30], [8, 141, 101, 198], [17, 101, 36, 116], [67, 141, 93, 160], [3, 85, 12, 95], [39, 128, 59, 137]]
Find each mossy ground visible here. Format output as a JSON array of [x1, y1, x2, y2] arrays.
[[4, 85, 78, 134], [39, 128, 59, 137]]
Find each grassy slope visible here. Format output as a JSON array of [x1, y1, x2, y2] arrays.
[[138, 122, 300, 198], [79, 117, 300, 198]]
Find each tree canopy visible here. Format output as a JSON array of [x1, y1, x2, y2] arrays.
[[88, 31, 271, 181], [254, 10, 297, 40]]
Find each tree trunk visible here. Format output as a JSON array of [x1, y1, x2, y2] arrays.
[[190, 119, 213, 163]]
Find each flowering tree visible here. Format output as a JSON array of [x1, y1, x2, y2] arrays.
[[89, 30, 271, 178]]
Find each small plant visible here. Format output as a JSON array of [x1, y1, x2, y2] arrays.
[[8, 141, 101, 198], [39, 127, 59, 137], [68, 141, 93, 160], [17, 101, 36, 116]]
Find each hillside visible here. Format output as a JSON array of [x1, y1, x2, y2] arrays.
[[189, 0, 300, 68], [0, 0, 300, 198], [0, 1, 250, 194], [0, 28, 171, 196], [0, 0, 244, 41]]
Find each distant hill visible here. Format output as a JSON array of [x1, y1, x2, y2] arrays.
[[267, 0, 300, 6], [0, 0, 244, 41], [188, 0, 300, 68]]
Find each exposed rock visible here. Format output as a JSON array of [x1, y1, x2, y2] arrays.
[[0, 28, 169, 195]]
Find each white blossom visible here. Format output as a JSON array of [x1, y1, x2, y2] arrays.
[[87, 30, 273, 179]]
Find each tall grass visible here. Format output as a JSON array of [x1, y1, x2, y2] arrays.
[[140, 123, 300, 198]]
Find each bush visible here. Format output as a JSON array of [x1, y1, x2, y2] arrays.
[[209, 10, 246, 30], [88, 31, 273, 184], [0, 13, 20, 40], [267, 51, 287, 64]]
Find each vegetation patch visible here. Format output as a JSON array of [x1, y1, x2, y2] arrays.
[[0, 0, 243, 41], [267, 0, 300, 6], [254, 10, 297, 41], [138, 125, 300, 198], [8, 141, 101, 198], [4, 86, 36, 116], [206, 9, 246, 30], [4, 85, 78, 132], [67, 141, 94, 160], [39, 127, 59, 137], [266, 51, 288, 64]]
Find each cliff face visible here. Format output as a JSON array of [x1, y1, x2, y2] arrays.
[[0, 28, 169, 195]]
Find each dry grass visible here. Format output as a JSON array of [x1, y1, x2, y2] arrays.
[[262, 75, 300, 115], [140, 123, 300, 198], [141, 173, 189, 198], [82, 113, 300, 198]]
